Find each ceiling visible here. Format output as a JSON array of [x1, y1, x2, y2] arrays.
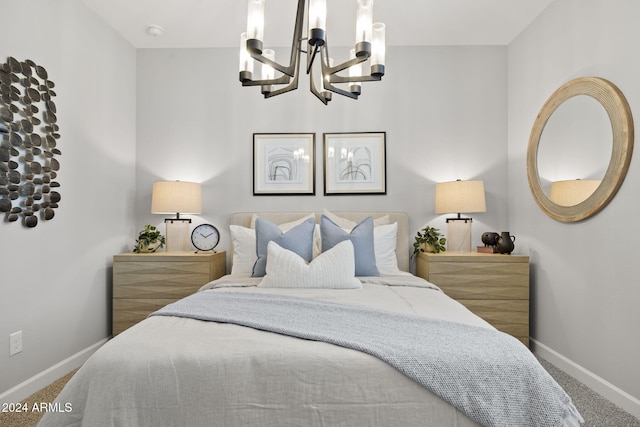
[[80, 0, 555, 49]]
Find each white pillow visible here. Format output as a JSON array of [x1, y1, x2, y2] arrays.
[[258, 240, 362, 289], [229, 225, 257, 276], [322, 209, 390, 230], [374, 222, 403, 275]]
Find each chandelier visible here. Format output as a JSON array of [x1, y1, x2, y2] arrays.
[[239, 0, 386, 105]]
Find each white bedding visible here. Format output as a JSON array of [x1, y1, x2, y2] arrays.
[[39, 276, 488, 427]]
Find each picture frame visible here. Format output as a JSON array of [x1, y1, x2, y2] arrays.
[[253, 133, 315, 195], [323, 132, 386, 195]]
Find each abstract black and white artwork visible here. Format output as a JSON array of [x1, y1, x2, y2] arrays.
[[253, 133, 315, 195], [323, 132, 386, 195]]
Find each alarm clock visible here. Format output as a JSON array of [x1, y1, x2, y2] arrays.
[[191, 224, 220, 252]]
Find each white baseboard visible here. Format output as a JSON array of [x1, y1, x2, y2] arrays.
[[0, 338, 108, 405], [531, 338, 640, 420]]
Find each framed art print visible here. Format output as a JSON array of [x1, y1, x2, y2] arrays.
[[323, 132, 386, 195], [253, 133, 315, 195]]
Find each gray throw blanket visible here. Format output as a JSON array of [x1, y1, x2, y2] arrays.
[[150, 291, 583, 427]]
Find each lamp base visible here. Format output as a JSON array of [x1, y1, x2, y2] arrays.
[[446, 218, 472, 252], [165, 218, 192, 252]]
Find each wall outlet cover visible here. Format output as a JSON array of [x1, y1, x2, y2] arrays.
[[9, 331, 22, 356]]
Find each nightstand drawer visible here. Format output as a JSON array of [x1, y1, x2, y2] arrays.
[[114, 261, 211, 276], [434, 280, 528, 300], [457, 299, 529, 337], [112, 298, 177, 335], [113, 278, 205, 299], [429, 262, 527, 290]]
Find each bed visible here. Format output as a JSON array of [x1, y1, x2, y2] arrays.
[[38, 211, 582, 427]]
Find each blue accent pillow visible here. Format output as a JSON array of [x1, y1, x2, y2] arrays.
[[252, 217, 316, 277], [320, 215, 380, 277]]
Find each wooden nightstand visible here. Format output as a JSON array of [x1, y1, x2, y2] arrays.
[[415, 252, 530, 346], [112, 251, 226, 335]]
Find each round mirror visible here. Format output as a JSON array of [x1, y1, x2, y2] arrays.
[[537, 95, 611, 203], [527, 77, 634, 222]]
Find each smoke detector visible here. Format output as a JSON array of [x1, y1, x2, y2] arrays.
[[145, 25, 164, 37]]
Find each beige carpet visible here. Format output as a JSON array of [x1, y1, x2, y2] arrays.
[[0, 370, 77, 427]]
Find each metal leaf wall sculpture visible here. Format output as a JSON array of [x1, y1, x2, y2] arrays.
[[0, 57, 61, 228]]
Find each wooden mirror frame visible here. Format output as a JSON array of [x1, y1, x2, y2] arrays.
[[527, 77, 634, 222]]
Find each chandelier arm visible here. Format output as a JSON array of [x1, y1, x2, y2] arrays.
[[248, 51, 295, 77], [264, 45, 302, 98], [306, 44, 321, 75], [241, 74, 292, 87], [329, 74, 382, 84], [323, 80, 359, 100], [308, 46, 329, 104], [317, 46, 356, 101], [326, 55, 368, 76]]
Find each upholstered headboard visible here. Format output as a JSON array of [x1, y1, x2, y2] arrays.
[[230, 211, 410, 272]]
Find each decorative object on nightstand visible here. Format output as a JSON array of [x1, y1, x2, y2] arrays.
[[133, 224, 166, 253], [479, 231, 500, 253], [412, 226, 446, 256], [435, 180, 486, 252], [151, 181, 202, 252], [495, 231, 516, 254], [191, 223, 220, 252], [112, 251, 226, 335], [415, 252, 530, 346]]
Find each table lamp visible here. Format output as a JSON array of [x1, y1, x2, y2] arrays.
[[549, 179, 600, 206], [151, 181, 202, 252], [435, 180, 486, 252]]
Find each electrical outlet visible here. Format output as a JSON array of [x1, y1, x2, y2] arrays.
[[9, 331, 22, 356]]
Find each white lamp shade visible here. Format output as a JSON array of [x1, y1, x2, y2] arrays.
[[550, 179, 601, 206], [151, 181, 202, 215], [435, 180, 486, 214]]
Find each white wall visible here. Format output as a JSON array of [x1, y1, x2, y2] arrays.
[[0, 0, 137, 398], [135, 46, 510, 269], [508, 0, 640, 414]]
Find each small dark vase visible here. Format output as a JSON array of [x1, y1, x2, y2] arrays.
[[481, 232, 500, 247], [495, 232, 516, 254]]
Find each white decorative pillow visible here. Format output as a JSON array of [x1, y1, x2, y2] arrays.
[[374, 222, 403, 275], [258, 240, 362, 289], [229, 225, 257, 276], [322, 209, 390, 230]]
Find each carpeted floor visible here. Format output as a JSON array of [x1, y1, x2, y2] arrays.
[[0, 370, 77, 427], [1, 359, 638, 427], [537, 358, 640, 427]]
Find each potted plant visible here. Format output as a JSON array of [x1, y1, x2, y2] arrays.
[[412, 226, 446, 256], [133, 225, 166, 253]]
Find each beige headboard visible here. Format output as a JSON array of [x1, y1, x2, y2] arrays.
[[230, 211, 410, 272]]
